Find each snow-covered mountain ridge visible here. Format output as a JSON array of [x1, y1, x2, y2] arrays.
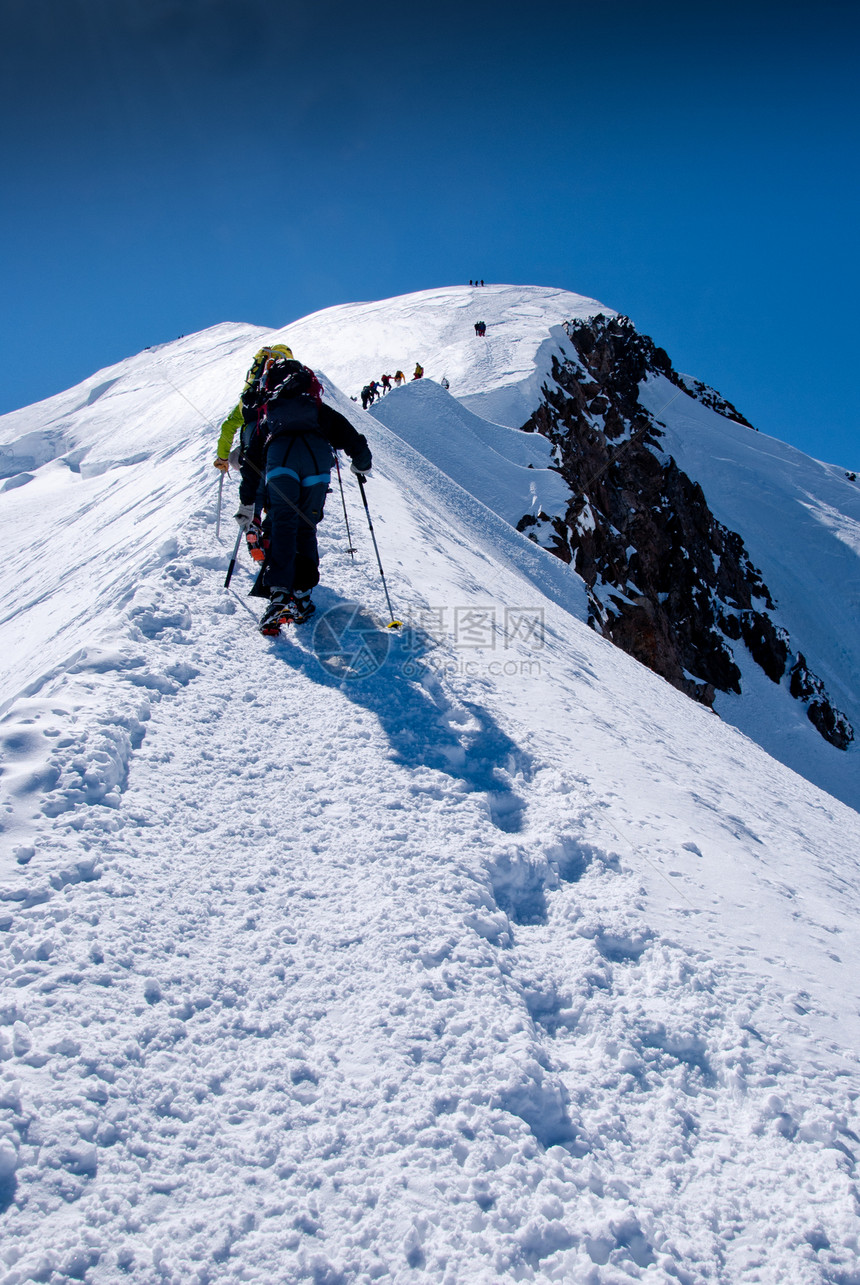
[[265, 284, 860, 806], [4, 285, 857, 807], [1, 285, 859, 1283]]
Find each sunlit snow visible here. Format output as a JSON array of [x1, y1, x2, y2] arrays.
[[0, 286, 858, 1284]]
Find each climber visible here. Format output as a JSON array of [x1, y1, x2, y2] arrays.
[[215, 351, 372, 635]]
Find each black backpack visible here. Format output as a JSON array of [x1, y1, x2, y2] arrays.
[[243, 358, 309, 413], [242, 359, 322, 444], [265, 359, 316, 405]]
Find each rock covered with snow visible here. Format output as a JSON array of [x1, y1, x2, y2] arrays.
[[520, 312, 853, 752]]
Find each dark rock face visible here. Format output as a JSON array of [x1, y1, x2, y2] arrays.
[[519, 314, 853, 750], [674, 373, 755, 428], [789, 654, 854, 751]]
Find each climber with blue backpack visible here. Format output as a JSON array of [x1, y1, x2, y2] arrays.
[[215, 348, 372, 635]]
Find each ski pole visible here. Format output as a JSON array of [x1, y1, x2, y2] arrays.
[[216, 471, 224, 541], [223, 523, 244, 589], [356, 475, 401, 629], [334, 454, 356, 558]]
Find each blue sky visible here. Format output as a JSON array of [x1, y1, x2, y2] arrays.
[[2, 0, 858, 464]]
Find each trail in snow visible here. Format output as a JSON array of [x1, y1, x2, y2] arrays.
[[2, 285, 860, 1284], [3, 285, 857, 809], [2, 452, 860, 1283]]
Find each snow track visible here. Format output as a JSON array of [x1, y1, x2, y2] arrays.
[[2, 484, 860, 1283], [2, 287, 860, 1282]]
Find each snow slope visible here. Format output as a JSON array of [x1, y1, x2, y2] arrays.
[[639, 374, 860, 808], [264, 286, 860, 809], [1, 292, 860, 1283], [370, 380, 571, 532], [0, 323, 267, 706], [276, 283, 612, 427]]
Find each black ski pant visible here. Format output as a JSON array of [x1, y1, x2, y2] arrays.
[[264, 434, 332, 594]]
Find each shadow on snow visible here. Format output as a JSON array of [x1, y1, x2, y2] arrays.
[[263, 588, 531, 833]]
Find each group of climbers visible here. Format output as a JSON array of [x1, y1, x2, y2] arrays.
[[213, 344, 372, 636], [359, 365, 423, 407], [474, 321, 487, 337], [360, 373, 399, 407], [359, 380, 382, 409]]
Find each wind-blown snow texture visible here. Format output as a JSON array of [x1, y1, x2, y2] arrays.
[[1, 286, 859, 1284]]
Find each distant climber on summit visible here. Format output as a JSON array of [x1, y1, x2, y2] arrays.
[[413, 363, 424, 380], [214, 347, 372, 636]]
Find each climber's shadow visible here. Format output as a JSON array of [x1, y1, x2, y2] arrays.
[[267, 588, 531, 833]]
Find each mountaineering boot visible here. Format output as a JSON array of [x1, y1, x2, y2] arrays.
[[246, 519, 266, 563], [259, 590, 291, 636], [288, 591, 315, 625]]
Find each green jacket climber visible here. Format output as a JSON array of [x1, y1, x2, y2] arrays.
[[213, 344, 294, 468]]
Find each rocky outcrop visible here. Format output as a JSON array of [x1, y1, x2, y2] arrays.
[[674, 373, 754, 428], [789, 655, 854, 751], [518, 314, 853, 750]]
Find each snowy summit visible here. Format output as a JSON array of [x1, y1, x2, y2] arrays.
[[0, 284, 859, 1284]]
